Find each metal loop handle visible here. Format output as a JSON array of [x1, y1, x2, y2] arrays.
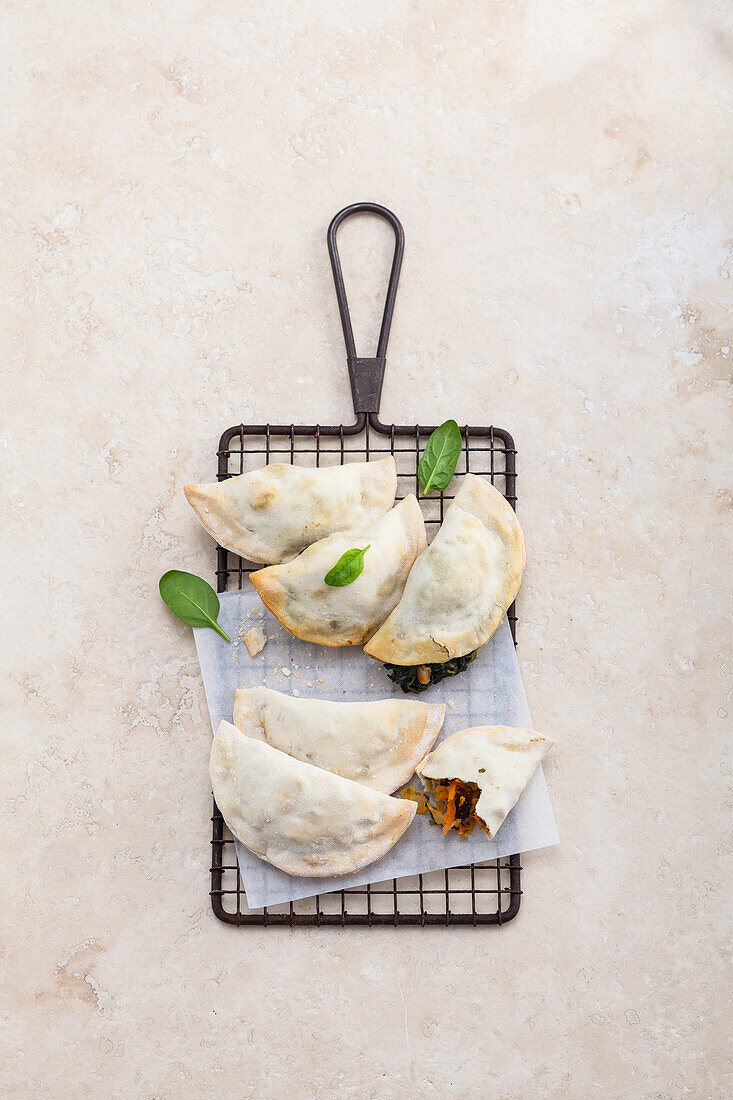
[[327, 202, 404, 414]]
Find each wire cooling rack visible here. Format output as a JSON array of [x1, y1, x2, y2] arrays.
[[209, 203, 522, 926]]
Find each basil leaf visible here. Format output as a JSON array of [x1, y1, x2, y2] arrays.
[[324, 545, 370, 587], [159, 570, 231, 641], [417, 419, 463, 494]]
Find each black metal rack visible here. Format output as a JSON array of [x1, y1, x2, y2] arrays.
[[209, 204, 522, 926]]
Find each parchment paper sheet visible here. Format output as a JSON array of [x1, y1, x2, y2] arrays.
[[195, 590, 558, 908]]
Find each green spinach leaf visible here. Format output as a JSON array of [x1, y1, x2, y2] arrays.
[[324, 545, 370, 587], [159, 570, 231, 641], [417, 419, 463, 494]]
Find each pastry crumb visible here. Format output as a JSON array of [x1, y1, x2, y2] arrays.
[[281, 667, 291, 678], [447, 700, 454, 708], [306, 682, 313, 688], [244, 627, 266, 657]]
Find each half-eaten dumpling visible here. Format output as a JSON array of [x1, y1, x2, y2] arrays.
[[364, 475, 525, 690], [185, 456, 396, 564], [210, 720, 415, 877], [249, 495, 427, 646], [403, 724, 553, 839], [233, 687, 444, 793]]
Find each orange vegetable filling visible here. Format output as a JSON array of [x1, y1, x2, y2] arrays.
[[400, 779, 490, 838]]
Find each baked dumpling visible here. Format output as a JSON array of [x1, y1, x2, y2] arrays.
[[364, 476, 524, 683], [250, 495, 427, 646], [407, 724, 553, 839], [185, 456, 396, 565], [210, 720, 415, 877], [233, 686, 444, 793]]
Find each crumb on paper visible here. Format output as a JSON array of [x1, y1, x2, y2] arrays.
[[317, 678, 324, 684], [281, 667, 291, 678], [292, 688, 300, 696], [307, 682, 313, 688], [244, 626, 266, 657], [447, 700, 454, 708]]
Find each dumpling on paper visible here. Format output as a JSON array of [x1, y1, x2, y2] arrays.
[[403, 725, 553, 840], [210, 720, 415, 877], [233, 686, 444, 793]]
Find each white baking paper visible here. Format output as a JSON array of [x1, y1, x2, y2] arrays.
[[194, 590, 558, 909]]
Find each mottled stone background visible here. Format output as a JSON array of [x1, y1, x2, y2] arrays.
[[2, 1, 730, 1097]]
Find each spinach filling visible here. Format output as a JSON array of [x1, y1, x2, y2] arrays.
[[383, 650, 478, 693]]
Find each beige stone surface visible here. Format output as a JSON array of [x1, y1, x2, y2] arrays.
[[2, 1, 730, 1096]]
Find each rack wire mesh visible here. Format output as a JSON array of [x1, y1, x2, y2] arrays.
[[209, 414, 522, 926]]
